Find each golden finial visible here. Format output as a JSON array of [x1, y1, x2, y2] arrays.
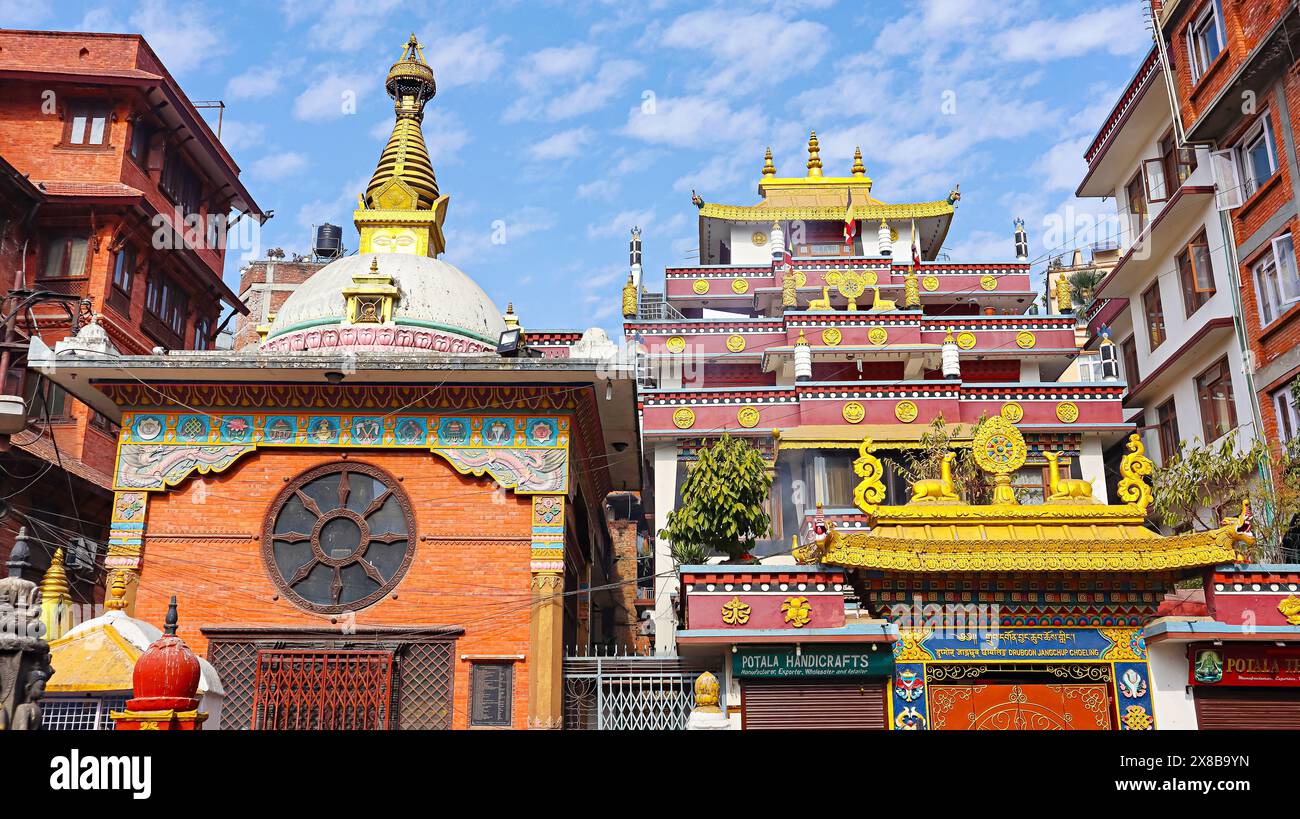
[[944, 326, 955, 343], [806, 130, 823, 177], [693, 671, 721, 712], [39, 548, 73, 642], [851, 146, 866, 176], [365, 33, 439, 211], [105, 570, 129, 611], [795, 327, 808, 346], [504, 302, 520, 330], [762, 146, 776, 176]]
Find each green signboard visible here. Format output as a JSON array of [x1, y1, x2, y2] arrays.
[[733, 646, 894, 679]]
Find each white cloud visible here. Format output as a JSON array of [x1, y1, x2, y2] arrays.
[[220, 120, 266, 153], [529, 127, 594, 161], [428, 27, 507, 89], [623, 95, 767, 148], [249, 150, 308, 180], [993, 5, 1149, 63], [1035, 135, 1092, 192], [302, 0, 403, 52], [507, 58, 643, 122], [0, 0, 51, 26], [660, 9, 829, 92], [130, 0, 226, 74], [588, 208, 656, 240], [293, 71, 370, 121], [577, 179, 620, 201], [517, 44, 600, 90], [226, 61, 300, 100]]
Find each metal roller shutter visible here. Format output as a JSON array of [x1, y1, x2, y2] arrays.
[[741, 679, 887, 730], [1193, 688, 1300, 730]]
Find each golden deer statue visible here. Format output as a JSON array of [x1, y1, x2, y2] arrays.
[[1044, 452, 1094, 500], [868, 286, 897, 312], [807, 286, 833, 311], [910, 452, 960, 502]]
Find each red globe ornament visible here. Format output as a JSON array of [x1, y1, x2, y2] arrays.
[[127, 596, 202, 712]]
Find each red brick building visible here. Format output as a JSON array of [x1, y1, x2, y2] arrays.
[[30, 35, 641, 729], [0, 29, 264, 586], [1156, 2, 1300, 465]]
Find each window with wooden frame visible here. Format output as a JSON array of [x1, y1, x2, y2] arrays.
[[1274, 386, 1300, 444], [1126, 171, 1148, 238], [41, 234, 89, 279], [160, 147, 204, 217], [1187, 0, 1226, 83], [193, 315, 211, 351], [1177, 229, 1215, 316], [1195, 356, 1238, 443], [111, 244, 135, 294], [1156, 398, 1181, 463], [1160, 131, 1197, 191], [1011, 464, 1049, 505], [1120, 335, 1140, 386], [1238, 112, 1279, 198], [128, 118, 154, 166], [1142, 282, 1166, 350], [1251, 232, 1300, 327], [62, 100, 110, 147]]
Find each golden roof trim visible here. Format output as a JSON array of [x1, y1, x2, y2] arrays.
[[699, 201, 954, 222]]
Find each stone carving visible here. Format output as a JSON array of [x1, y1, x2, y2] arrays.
[[0, 530, 53, 731]]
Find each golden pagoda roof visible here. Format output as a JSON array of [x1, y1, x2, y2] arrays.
[[794, 425, 1251, 573], [365, 34, 440, 211]]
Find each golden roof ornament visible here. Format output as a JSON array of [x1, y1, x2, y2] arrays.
[[806, 130, 823, 177], [851, 146, 866, 177], [39, 547, 74, 642], [355, 33, 450, 257], [342, 256, 400, 325], [503, 302, 520, 330], [622, 274, 638, 318], [762, 146, 776, 177]]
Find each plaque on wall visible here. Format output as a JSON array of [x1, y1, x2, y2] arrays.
[[470, 662, 514, 727]]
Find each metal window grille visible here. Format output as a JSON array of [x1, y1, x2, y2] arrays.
[[40, 695, 129, 730], [253, 650, 394, 730], [394, 641, 455, 730], [562, 649, 721, 730]]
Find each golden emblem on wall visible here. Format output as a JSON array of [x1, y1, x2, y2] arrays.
[[868, 327, 888, 346], [863, 269, 879, 286], [822, 327, 842, 346], [781, 596, 812, 628], [972, 415, 1027, 505], [826, 270, 867, 310], [1117, 433, 1156, 513], [737, 406, 760, 428], [842, 401, 866, 424], [726, 334, 746, 352], [1279, 594, 1300, 625], [731, 278, 750, 294], [721, 596, 752, 625], [1016, 331, 1036, 349], [665, 335, 686, 353], [1123, 705, 1154, 731], [956, 331, 977, 349], [692, 279, 710, 294], [751, 230, 767, 247], [1056, 401, 1080, 423], [672, 408, 696, 429], [895, 400, 919, 423], [922, 275, 940, 292], [1000, 402, 1024, 423], [980, 275, 998, 291], [794, 270, 808, 287]]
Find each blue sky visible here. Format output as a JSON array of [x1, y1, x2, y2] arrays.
[[8, 0, 1151, 335]]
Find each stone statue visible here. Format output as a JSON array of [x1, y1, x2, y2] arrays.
[[0, 529, 54, 731]]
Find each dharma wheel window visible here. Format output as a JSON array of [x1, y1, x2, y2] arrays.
[[263, 462, 416, 614]]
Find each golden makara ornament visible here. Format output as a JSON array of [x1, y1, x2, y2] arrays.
[[737, 406, 760, 428], [672, 408, 696, 429], [665, 335, 686, 354], [1056, 401, 1080, 423], [1016, 331, 1036, 349], [1000, 402, 1024, 423], [726, 334, 746, 352], [868, 327, 888, 345], [692, 279, 709, 294], [895, 400, 919, 423], [822, 327, 842, 346], [842, 401, 866, 424]]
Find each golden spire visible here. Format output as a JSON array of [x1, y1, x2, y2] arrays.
[[365, 33, 440, 211], [39, 548, 73, 642], [504, 302, 520, 330], [851, 147, 866, 177], [762, 146, 776, 176], [806, 130, 823, 177]]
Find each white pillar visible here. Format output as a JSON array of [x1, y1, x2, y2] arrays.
[[1079, 436, 1108, 502], [653, 442, 681, 654], [1148, 640, 1199, 729]]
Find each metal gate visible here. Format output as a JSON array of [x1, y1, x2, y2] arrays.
[[562, 649, 721, 730], [253, 650, 394, 730]]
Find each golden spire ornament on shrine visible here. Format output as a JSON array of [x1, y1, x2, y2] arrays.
[[806, 130, 823, 177], [851, 147, 866, 177], [355, 33, 450, 257], [762, 146, 776, 177]]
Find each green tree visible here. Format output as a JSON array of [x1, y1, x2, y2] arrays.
[[660, 434, 772, 564], [1152, 434, 1300, 562], [898, 413, 992, 504], [1069, 268, 1104, 312]]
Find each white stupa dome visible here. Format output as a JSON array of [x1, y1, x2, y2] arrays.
[[260, 253, 507, 355]]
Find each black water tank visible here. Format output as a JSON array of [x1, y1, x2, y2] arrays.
[[314, 223, 343, 259]]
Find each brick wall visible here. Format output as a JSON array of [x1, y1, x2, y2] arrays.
[[234, 259, 327, 349], [136, 448, 539, 729]]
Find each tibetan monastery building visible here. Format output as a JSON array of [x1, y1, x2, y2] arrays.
[[627, 135, 1131, 654], [29, 36, 639, 730]]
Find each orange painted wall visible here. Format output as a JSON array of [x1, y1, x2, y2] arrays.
[[134, 448, 538, 730]]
